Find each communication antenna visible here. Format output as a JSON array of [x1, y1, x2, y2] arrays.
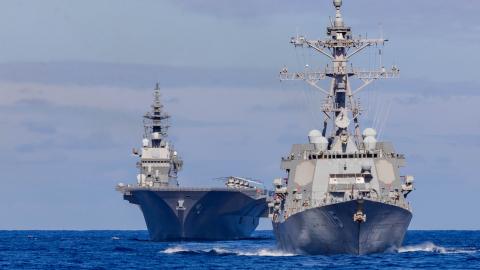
[[379, 23, 384, 40], [379, 23, 384, 68], [379, 48, 383, 69]]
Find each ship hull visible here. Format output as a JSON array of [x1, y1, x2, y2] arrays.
[[273, 199, 412, 255], [125, 188, 267, 241]]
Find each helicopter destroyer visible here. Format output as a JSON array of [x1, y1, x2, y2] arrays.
[[116, 84, 267, 241], [268, 0, 414, 255]]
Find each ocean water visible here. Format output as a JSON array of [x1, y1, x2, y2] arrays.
[[1, 230, 479, 269]]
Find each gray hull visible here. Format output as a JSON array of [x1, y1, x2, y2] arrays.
[[125, 188, 267, 241], [273, 199, 412, 255]]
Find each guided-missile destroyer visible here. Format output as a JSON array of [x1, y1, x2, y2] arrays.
[[117, 84, 267, 241], [269, 0, 415, 255]]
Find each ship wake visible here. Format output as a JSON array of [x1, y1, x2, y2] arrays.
[[398, 242, 477, 254], [161, 246, 295, 257]]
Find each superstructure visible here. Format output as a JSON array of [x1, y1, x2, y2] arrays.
[[269, 0, 414, 255]]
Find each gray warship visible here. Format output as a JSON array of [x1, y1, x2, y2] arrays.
[[269, 0, 415, 255], [116, 84, 267, 241]]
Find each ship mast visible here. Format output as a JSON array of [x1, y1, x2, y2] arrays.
[[280, 0, 399, 147], [143, 83, 170, 148]]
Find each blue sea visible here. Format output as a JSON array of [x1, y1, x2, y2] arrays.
[[1, 230, 479, 269]]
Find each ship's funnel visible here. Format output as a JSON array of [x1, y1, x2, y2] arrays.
[[363, 128, 377, 151], [308, 129, 328, 152]]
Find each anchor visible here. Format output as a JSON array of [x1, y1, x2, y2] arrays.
[[353, 210, 367, 223], [353, 200, 367, 223]]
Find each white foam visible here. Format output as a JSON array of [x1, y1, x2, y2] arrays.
[[111, 236, 120, 240], [398, 242, 476, 254], [237, 249, 296, 257], [210, 247, 231, 254], [160, 246, 295, 257], [162, 246, 190, 254]]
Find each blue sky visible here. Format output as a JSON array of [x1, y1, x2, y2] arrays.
[[0, 0, 479, 230]]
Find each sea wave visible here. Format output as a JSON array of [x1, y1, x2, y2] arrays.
[[162, 246, 190, 254], [237, 249, 296, 257], [161, 246, 295, 257], [398, 242, 476, 254]]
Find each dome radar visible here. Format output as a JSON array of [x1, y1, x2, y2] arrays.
[[308, 129, 328, 152], [362, 128, 377, 152], [333, 0, 342, 8], [308, 129, 322, 139], [362, 128, 377, 138]]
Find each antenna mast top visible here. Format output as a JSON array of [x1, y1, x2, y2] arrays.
[[144, 83, 170, 145], [333, 0, 344, 27], [280, 0, 399, 147]]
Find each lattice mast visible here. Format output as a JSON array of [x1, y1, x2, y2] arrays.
[[280, 0, 399, 146]]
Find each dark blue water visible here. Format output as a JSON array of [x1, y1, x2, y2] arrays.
[[1, 230, 479, 269]]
